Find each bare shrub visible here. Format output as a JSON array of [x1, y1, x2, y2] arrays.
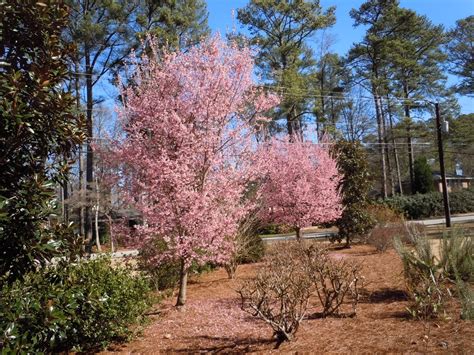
[[303, 245, 361, 317], [238, 242, 311, 346], [238, 242, 363, 347], [225, 215, 264, 279], [366, 205, 408, 252]]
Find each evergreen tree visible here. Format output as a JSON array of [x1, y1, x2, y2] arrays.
[[0, 0, 84, 282], [333, 140, 375, 247], [237, 0, 335, 137], [446, 16, 474, 95], [413, 157, 435, 194]]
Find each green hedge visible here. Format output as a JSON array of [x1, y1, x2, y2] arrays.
[[0, 257, 152, 352], [384, 188, 474, 219]]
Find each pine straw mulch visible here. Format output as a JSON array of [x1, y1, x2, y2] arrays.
[[104, 245, 473, 353]]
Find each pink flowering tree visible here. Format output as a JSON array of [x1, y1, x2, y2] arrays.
[[257, 137, 343, 239], [105, 36, 277, 306]]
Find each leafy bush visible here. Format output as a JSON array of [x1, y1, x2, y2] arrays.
[[456, 279, 474, 320], [384, 188, 474, 219], [0, 257, 151, 352], [138, 239, 181, 291], [394, 226, 446, 319], [138, 238, 218, 291], [413, 157, 435, 194]]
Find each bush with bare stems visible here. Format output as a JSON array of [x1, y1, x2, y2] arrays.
[[238, 243, 311, 346], [238, 242, 362, 346], [303, 245, 362, 317]]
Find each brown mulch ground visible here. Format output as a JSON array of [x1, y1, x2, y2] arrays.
[[105, 245, 474, 353]]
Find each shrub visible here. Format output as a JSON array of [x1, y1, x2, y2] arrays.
[[225, 215, 265, 279], [456, 279, 474, 320], [238, 242, 362, 346], [365, 205, 408, 252], [394, 226, 446, 320], [0, 257, 152, 352], [138, 239, 181, 291], [439, 229, 474, 282], [384, 188, 474, 219], [413, 157, 435, 194], [138, 239, 218, 290], [238, 242, 311, 347], [303, 245, 361, 317]]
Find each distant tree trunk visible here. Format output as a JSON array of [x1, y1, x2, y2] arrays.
[[373, 92, 388, 198], [295, 226, 302, 240], [404, 85, 415, 194], [381, 99, 394, 196], [106, 214, 114, 253], [386, 96, 403, 195], [94, 177, 101, 252], [74, 59, 85, 235], [176, 258, 188, 306], [85, 47, 94, 247]]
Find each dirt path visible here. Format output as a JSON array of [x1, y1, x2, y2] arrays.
[[106, 245, 473, 353]]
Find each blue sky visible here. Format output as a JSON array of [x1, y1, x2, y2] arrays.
[[207, 0, 474, 114]]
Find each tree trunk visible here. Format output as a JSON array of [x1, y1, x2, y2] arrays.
[[404, 86, 415, 194], [74, 59, 85, 235], [95, 177, 101, 252], [295, 227, 302, 241], [386, 95, 403, 195], [373, 93, 388, 198], [176, 258, 188, 306], [106, 214, 114, 253], [85, 47, 94, 246], [381, 101, 394, 196]]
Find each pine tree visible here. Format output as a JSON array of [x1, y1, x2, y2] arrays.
[[445, 16, 474, 95], [237, 0, 335, 137]]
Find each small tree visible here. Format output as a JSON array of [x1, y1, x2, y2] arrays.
[[413, 156, 435, 194], [257, 137, 342, 240], [333, 140, 374, 247], [105, 36, 278, 306]]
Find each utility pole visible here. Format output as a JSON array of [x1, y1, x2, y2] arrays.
[[435, 102, 451, 228]]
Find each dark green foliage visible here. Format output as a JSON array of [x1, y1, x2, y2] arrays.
[[333, 140, 375, 245], [384, 188, 474, 219], [445, 15, 474, 95], [0, 257, 152, 352], [138, 238, 219, 290], [138, 239, 181, 291], [0, 0, 84, 282], [237, 0, 335, 135], [413, 156, 435, 194]]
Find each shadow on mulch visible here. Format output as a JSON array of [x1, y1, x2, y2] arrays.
[[359, 287, 409, 304], [306, 312, 357, 320], [171, 335, 274, 353]]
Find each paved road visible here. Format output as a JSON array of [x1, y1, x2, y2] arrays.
[[261, 231, 337, 243], [106, 213, 474, 258], [412, 214, 474, 226]]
